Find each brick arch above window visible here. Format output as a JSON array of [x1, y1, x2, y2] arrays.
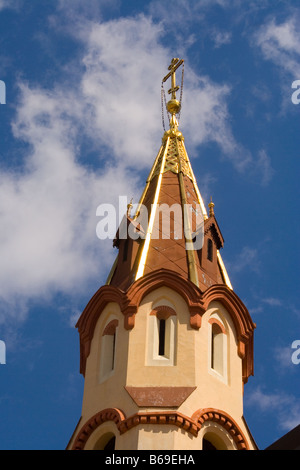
[[208, 318, 226, 334], [76, 268, 255, 381], [150, 305, 176, 320], [71, 407, 251, 450], [192, 408, 250, 450], [102, 319, 119, 336]]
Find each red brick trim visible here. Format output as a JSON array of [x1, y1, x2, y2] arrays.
[[71, 408, 125, 450], [192, 408, 249, 450], [208, 318, 226, 334], [102, 319, 119, 336], [71, 407, 250, 450], [202, 284, 256, 382], [76, 268, 255, 381], [72, 409, 200, 450], [150, 305, 177, 320], [126, 269, 204, 329], [121, 411, 200, 437]]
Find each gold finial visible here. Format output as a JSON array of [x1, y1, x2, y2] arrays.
[[162, 58, 184, 116], [127, 198, 133, 217], [208, 196, 215, 217]]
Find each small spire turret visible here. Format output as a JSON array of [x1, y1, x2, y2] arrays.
[[208, 197, 215, 217]]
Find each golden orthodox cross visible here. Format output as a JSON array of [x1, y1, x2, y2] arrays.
[[162, 58, 184, 100]]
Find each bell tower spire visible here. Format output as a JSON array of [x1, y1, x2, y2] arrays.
[[67, 60, 257, 451], [107, 57, 232, 292]]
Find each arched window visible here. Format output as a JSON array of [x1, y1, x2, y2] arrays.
[[147, 306, 176, 366], [211, 323, 223, 375], [93, 432, 116, 450], [203, 437, 218, 450], [209, 318, 227, 380], [104, 436, 116, 450], [99, 319, 118, 382], [158, 318, 166, 356], [202, 431, 228, 450]]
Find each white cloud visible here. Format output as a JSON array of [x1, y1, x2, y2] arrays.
[[273, 345, 295, 371], [0, 0, 20, 11], [67, 14, 252, 171], [0, 0, 10, 9], [247, 386, 300, 432], [0, 12, 255, 326], [256, 149, 275, 186], [262, 297, 282, 307], [254, 16, 300, 78], [0, 80, 141, 324], [228, 246, 260, 274], [80, 15, 168, 168], [211, 29, 232, 48]]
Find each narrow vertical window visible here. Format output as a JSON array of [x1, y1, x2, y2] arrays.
[[158, 319, 166, 356], [211, 323, 224, 375], [111, 332, 116, 369], [99, 319, 118, 382], [207, 238, 213, 262], [147, 306, 177, 366]]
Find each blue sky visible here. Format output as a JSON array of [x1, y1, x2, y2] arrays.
[[0, 0, 299, 450]]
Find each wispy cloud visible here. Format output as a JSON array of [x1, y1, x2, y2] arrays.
[[0, 0, 20, 12], [256, 149, 275, 186], [0, 0, 11, 10], [3, 7, 284, 329], [273, 345, 296, 372], [0, 79, 142, 325], [1, 11, 252, 329], [247, 386, 300, 432], [211, 29, 232, 48], [254, 15, 300, 78], [228, 246, 260, 274], [262, 297, 282, 307]]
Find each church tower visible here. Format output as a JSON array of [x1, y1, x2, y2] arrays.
[[67, 59, 257, 451]]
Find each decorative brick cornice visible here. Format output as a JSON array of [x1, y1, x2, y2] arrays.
[[121, 411, 199, 437], [102, 319, 119, 336], [208, 317, 226, 334], [191, 408, 250, 450], [150, 305, 177, 320], [126, 269, 204, 329], [72, 408, 125, 450], [204, 216, 224, 250], [71, 407, 250, 450], [76, 268, 255, 381], [202, 284, 256, 382], [72, 409, 200, 450]]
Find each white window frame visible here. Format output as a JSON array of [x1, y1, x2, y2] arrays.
[[99, 319, 118, 383], [146, 308, 176, 366], [208, 315, 228, 384]]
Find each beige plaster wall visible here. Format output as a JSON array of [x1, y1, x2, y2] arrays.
[[70, 286, 255, 450]]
